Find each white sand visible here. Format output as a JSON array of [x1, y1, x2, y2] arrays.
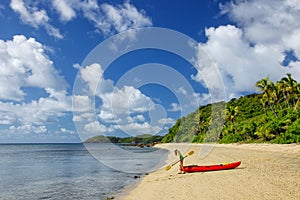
[[118, 143, 300, 200]]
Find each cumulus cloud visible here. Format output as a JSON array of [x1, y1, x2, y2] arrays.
[[195, 25, 286, 97], [194, 0, 300, 99], [79, 63, 114, 95], [75, 63, 156, 136], [0, 35, 67, 101], [101, 86, 154, 115], [0, 35, 73, 136], [74, 63, 160, 136], [221, 0, 300, 48], [78, 63, 154, 116]]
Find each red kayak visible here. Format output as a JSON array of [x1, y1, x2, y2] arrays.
[[183, 161, 241, 173]]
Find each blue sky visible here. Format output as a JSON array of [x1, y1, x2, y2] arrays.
[[0, 0, 299, 143]]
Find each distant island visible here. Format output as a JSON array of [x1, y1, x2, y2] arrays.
[[86, 74, 300, 145], [85, 134, 163, 147]]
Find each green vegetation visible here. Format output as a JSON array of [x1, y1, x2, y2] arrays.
[[85, 134, 163, 144], [162, 74, 300, 144], [86, 74, 300, 144]]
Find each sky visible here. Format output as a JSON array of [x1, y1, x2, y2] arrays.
[[0, 0, 299, 143]]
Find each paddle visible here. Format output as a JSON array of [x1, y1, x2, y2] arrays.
[[165, 150, 194, 171]]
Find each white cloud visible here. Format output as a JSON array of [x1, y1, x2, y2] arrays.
[[0, 35, 73, 131], [73, 63, 81, 69], [72, 95, 93, 112], [168, 103, 181, 112], [176, 86, 187, 95], [76, 63, 153, 129], [84, 121, 107, 134], [221, 0, 300, 48], [58, 128, 75, 135], [10, 0, 48, 28], [52, 0, 76, 22], [158, 117, 176, 125], [79, 63, 104, 94], [0, 35, 67, 101], [44, 24, 63, 39], [194, 0, 300, 98], [9, 124, 47, 134], [79, 63, 114, 95], [196, 25, 285, 94], [78, 1, 151, 36], [99, 2, 152, 35], [10, 0, 152, 38], [72, 95, 95, 124], [126, 114, 145, 123], [72, 112, 94, 122], [282, 29, 300, 60], [78, 63, 154, 115], [75, 63, 158, 136], [101, 85, 154, 115], [50, 0, 152, 36], [135, 114, 145, 122], [10, 0, 63, 39], [221, 0, 300, 62], [0, 89, 71, 126], [98, 110, 120, 123]]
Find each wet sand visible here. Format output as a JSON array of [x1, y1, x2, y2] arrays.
[[119, 143, 300, 200]]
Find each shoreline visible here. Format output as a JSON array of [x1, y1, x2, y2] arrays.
[[115, 143, 300, 200]]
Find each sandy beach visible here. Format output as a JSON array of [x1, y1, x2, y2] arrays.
[[118, 143, 300, 200]]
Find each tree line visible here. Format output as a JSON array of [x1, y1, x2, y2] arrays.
[[162, 74, 300, 144]]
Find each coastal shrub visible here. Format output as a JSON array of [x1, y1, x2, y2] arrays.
[[272, 132, 300, 144], [219, 132, 244, 143]]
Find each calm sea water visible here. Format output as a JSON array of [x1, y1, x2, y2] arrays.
[[0, 143, 168, 200]]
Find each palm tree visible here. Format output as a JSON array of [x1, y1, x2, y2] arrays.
[[255, 76, 277, 116], [278, 79, 290, 108], [225, 105, 239, 135], [256, 76, 271, 97], [281, 73, 297, 106], [274, 82, 283, 110], [226, 105, 239, 124]]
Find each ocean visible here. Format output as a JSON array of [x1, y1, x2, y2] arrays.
[[0, 143, 168, 200]]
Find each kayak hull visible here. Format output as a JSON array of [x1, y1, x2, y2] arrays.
[[183, 161, 241, 173]]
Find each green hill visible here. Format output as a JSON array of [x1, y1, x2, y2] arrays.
[[162, 74, 300, 144], [85, 134, 163, 144]]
